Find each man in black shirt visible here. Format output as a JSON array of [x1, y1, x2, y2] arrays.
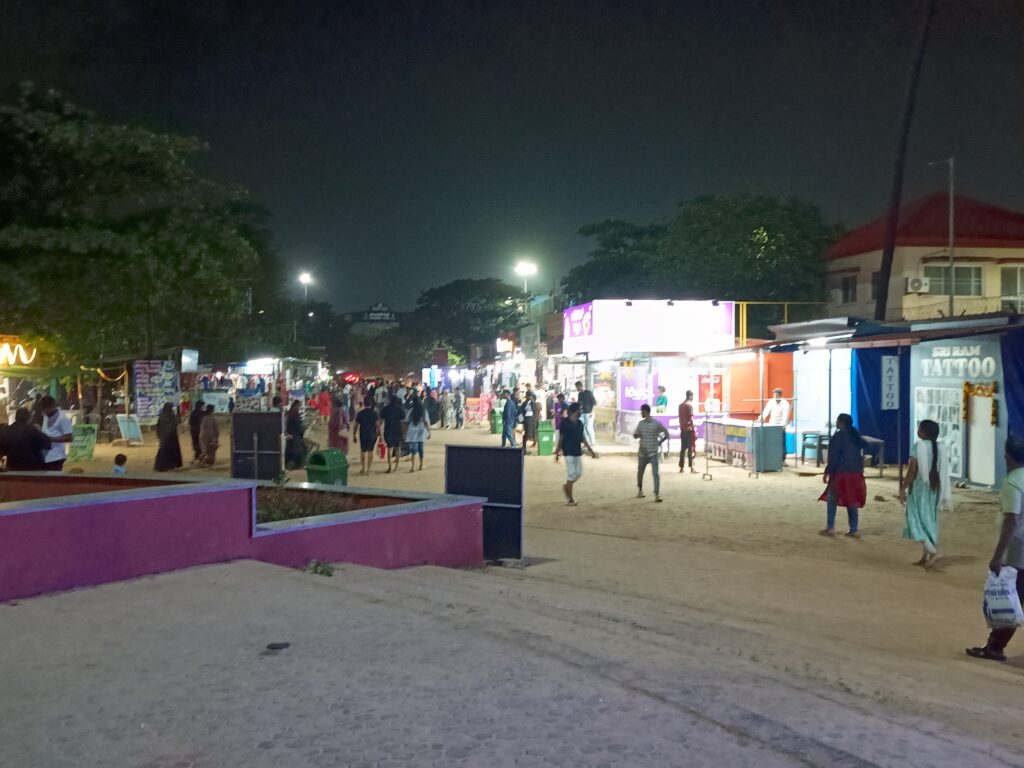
[[575, 380, 598, 448], [1, 408, 51, 471], [353, 399, 380, 476], [554, 403, 597, 506]]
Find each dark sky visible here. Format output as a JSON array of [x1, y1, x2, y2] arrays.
[[2, 0, 1022, 310]]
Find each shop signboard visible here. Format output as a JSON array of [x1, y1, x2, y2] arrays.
[[618, 367, 657, 411], [116, 414, 144, 445], [910, 336, 1006, 482], [881, 355, 900, 410], [67, 423, 98, 462], [361, 303, 398, 323], [133, 360, 179, 420], [563, 302, 594, 341]]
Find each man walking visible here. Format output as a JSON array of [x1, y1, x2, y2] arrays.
[[575, 380, 597, 448], [501, 389, 518, 448], [634, 404, 669, 502], [678, 389, 696, 474], [189, 398, 205, 464], [555, 403, 597, 506], [966, 436, 1024, 662]]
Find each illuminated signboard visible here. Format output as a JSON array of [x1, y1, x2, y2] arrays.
[[0, 339, 37, 367]]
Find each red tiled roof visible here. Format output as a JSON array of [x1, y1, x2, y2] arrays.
[[827, 193, 1024, 260]]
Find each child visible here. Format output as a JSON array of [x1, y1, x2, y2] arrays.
[[113, 453, 128, 475]]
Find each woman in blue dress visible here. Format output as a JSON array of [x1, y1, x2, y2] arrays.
[[899, 419, 951, 567]]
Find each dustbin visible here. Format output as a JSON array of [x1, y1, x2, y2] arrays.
[[306, 448, 349, 485], [489, 408, 503, 434], [536, 420, 555, 456]]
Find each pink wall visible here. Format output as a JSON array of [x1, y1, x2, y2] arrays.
[[0, 488, 253, 601], [252, 503, 483, 570], [0, 480, 484, 602]]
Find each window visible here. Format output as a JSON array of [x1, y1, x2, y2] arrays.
[[840, 275, 857, 304], [870, 271, 881, 301], [1003, 267, 1024, 311], [924, 265, 982, 296]]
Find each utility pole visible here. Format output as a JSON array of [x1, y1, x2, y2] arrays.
[[874, 0, 937, 321]]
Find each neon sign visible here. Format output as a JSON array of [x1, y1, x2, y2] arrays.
[[0, 342, 37, 366]]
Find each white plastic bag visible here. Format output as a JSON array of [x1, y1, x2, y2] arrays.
[[983, 567, 1024, 629]]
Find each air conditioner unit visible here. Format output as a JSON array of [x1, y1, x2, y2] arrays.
[[905, 276, 931, 294]]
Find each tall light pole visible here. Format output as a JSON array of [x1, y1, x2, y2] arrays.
[[929, 157, 955, 317], [514, 260, 538, 294], [299, 271, 313, 301]]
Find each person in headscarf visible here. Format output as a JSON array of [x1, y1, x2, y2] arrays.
[[188, 398, 205, 464], [327, 394, 349, 454], [440, 390, 455, 430], [899, 419, 951, 566], [284, 399, 306, 469], [198, 405, 219, 468], [0, 407, 51, 471], [454, 388, 466, 429], [153, 402, 183, 471]]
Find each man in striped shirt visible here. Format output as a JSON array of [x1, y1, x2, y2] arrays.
[[634, 404, 669, 502]]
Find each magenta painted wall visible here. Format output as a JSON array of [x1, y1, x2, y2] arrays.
[[251, 503, 484, 570], [0, 481, 484, 602], [0, 489, 253, 602]]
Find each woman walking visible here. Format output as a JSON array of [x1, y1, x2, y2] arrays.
[[327, 394, 350, 454], [153, 402, 183, 471], [405, 399, 430, 472], [198, 405, 219, 468], [284, 399, 306, 470], [819, 413, 867, 538], [899, 419, 950, 566], [440, 390, 455, 429]]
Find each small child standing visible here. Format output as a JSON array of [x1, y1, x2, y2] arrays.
[[113, 453, 128, 475]]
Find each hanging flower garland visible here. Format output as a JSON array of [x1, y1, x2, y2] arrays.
[[963, 381, 999, 426]]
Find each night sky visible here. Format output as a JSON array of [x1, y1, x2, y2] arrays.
[[2, 1, 1021, 310]]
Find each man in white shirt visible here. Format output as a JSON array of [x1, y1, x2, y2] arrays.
[[966, 436, 1024, 662], [39, 395, 73, 471], [760, 387, 792, 459], [761, 388, 791, 426]]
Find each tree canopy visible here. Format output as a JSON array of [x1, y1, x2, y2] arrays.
[[0, 84, 287, 362], [413, 278, 525, 361], [565, 194, 840, 306]]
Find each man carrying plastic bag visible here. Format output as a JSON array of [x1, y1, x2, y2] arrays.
[[966, 435, 1024, 662]]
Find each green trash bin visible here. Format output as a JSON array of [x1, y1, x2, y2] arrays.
[[536, 420, 556, 456], [489, 408, 503, 435], [306, 448, 349, 486]]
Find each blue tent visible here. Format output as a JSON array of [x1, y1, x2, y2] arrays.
[[850, 347, 911, 465]]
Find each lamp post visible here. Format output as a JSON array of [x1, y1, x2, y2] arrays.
[[929, 157, 955, 317], [299, 271, 313, 301], [514, 260, 538, 294]]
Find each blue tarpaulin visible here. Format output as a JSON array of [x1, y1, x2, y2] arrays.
[[1001, 327, 1024, 441], [851, 347, 911, 465]]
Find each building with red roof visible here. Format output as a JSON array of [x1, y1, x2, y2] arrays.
[[825, 193, 1024, 320]]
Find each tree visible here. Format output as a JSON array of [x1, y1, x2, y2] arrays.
[[561, 220, 667, 303], [655, 193, 840, 302], [0, 84, 274, 362], [413, 278, 525, 361]]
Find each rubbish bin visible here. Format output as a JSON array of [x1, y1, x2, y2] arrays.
[[306, 448, 349, 485], [536, 420, 555, 456], [489, 408, 503, 435]]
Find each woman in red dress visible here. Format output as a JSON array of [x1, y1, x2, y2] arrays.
[[327, 394, 349, 454], [819, 413, 867, 538]]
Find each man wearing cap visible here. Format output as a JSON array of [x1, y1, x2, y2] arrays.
[[761, 388, 792, 460], [966, 435, 1024, 662]]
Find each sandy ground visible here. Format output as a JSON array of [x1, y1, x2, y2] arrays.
[[63, 420, 1024, 757]]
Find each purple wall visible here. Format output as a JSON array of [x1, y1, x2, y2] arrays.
[[0, 477, 484, 602]]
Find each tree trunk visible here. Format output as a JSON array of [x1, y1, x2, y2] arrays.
[[874, 0, 937, 322]]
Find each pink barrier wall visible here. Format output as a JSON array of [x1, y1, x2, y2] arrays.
[[0, 477, 485, 602], [0, 488, 253, 601], [252, 502, 483, 570]]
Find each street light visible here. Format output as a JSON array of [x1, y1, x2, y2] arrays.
[[514, 260, 538, 293], [298, 271, 313, 300]]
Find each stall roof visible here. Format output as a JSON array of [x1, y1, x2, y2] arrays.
[[697, 313, 1022, 360]]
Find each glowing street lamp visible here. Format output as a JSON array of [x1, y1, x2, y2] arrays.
[[514, 260, 538, 293], [298, 271, 313, 300]]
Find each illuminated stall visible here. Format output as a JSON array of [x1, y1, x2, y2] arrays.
[[560, 300, 737, 444]]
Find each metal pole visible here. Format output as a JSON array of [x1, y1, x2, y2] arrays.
[[948, 157, 955, 318], [897, 346, 905, 486], [827, 350, 833, 431]]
